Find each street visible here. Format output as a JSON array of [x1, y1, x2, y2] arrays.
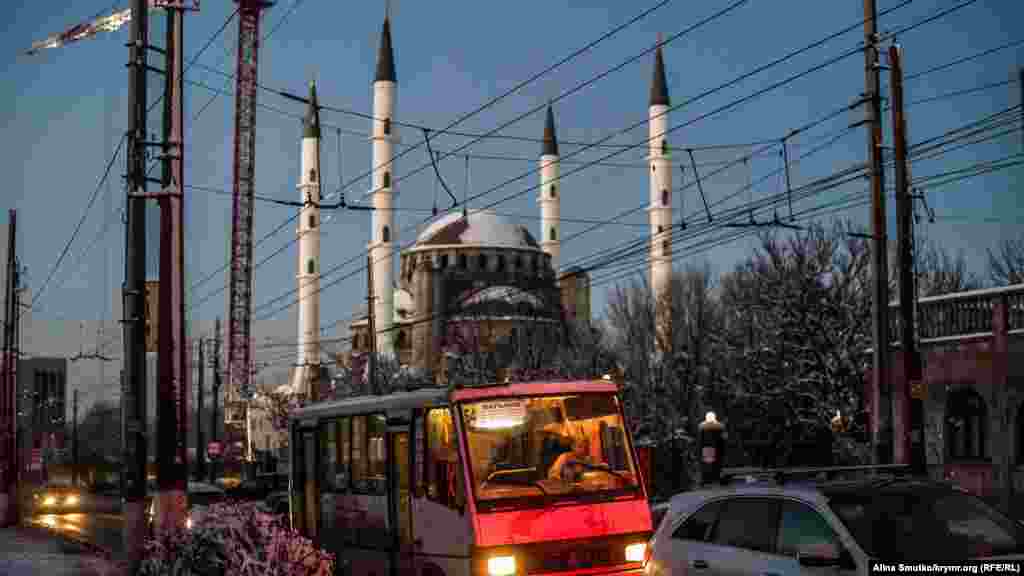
[[26, 493, 124, 556]]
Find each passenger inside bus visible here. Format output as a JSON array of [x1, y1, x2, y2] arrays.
[[548, 435, 593, 482]]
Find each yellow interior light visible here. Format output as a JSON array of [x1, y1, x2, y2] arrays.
[[42, 496, 56, 506], [487, 555, 516, 576], [65, 495, 78, 506], [625, 542, 646, 563]]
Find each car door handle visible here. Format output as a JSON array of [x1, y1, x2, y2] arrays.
[[692, 560, 709, 569]]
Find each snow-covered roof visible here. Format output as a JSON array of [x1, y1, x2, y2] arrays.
[[415, 209, 539, 249]]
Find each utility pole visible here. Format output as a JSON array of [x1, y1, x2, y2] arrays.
[[210, 317, 220, 484], [155, 0, 188, 535], [123, 0, 149, 567], [196, 339, 205, 480], [864, 0, 891, 465], [367, 255, 377, 396], [72, 390, 79, 486], [889, 44, 925, 474], [3, 209, 17, 526]]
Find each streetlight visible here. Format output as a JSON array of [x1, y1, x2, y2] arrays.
[[698, 411, 724, 486]]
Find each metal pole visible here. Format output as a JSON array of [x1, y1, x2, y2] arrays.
[[156, 4, 187, 535], [196, 339, 205, 480], [72, 389, 79, 486], [864, 0, 890, 465], [367, 255, 377, 396], [210, 318, 220, 484], [123, 0, 149, 566], [3, 209, 16, 526]]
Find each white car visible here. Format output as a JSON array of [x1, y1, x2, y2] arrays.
[[645, 470, 1024, 576]]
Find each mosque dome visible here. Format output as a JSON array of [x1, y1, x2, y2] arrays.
[[414, 209, 540, 250]]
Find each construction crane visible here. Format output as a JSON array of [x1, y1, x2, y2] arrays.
[[27, 1, 273, 405], [227, 0, 273, 403]]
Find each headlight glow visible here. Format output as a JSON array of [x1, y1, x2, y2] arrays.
[[487, 555, 516, 576], [186, 516, 193, 530], [42, 496, 56, 506], [65, 495, 78, 506], [625, 542, 646, 563]]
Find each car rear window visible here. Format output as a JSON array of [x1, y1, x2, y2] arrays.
[[826, 487, 1022, 560]]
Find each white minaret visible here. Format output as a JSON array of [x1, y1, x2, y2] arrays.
[[292, 81, 322, 397], [539, 104, 561, 274], [648, 37, 672, 351], [369, 16, 396, 357]]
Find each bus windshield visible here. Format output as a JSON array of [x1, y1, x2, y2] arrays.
[[459, 393, 641, 508]]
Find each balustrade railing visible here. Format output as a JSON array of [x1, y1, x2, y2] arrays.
[[887, 284, 1024, 346]]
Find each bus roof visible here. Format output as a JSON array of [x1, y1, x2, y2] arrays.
[[290, 380, 621, 422], [450, 379, 619, 402], [291, 387, 449, 421]]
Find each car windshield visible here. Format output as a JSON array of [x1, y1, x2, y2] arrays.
[[826, 486, 1024, 560], [460, 393, 641, 507]]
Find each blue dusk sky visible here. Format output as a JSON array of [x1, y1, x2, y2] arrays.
[[2, 0, 1023, 385]]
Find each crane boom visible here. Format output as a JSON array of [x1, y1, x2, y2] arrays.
[[23, 1, 198, 55], [227, 0, 272, 401]]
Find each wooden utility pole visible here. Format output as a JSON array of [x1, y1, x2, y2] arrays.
[[889, 44, 925, 474], [123, 0, 150, 566], [864, 0, 891, 465], [367, 256, 377, 396], [3, 209, 17, 526]]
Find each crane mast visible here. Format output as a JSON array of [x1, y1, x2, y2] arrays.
[[227, 0, 271, 401]]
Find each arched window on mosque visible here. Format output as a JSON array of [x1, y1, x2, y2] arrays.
[[662, 189, 669, 206], [661, 140, 668, 155], [549, 227, 557, 241], [309, 214, 316, 229], [947, 388, 987, 461], [383, 118, 392, 135], [307, 259, 316, 274], [309, 169, 317, 182], [382, 226, 390, 243], [550, 184, 557, 199]]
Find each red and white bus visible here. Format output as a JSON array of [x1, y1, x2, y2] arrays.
[[289, 376, 653, 576]]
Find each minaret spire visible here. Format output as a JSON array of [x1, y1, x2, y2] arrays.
[[375, 14, 396, 83], [293, 77, 322, 397], [540, 102, 561, 275], [650, 33, 670, 107]]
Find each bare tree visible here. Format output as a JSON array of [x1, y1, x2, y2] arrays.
[[987, 235, 1024, 286], [917, 239, 984, 296]]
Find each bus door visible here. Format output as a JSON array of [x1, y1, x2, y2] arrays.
[[387, 418, 414, 576]]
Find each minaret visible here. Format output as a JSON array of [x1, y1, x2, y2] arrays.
[[539, 104, 561, 275], [648, 37, 672, 353], [292, 81, 322, 398], [369, 15, 396, 357]]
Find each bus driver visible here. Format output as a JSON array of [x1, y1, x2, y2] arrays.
[[548, 435, 593, 482]]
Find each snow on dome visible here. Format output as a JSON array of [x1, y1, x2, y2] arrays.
[[415, 209, 539, 249], [460, 286, 545, 308]]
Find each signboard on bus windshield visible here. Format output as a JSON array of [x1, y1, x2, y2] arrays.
[[472, 400, 527, 429]]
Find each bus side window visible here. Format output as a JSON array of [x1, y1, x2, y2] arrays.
[[352, 415, 367, 491], [321, 418, 350, 491], [367, 414, 388, 495], [291, 425, 305, 534], [339, 417, 351, 489], [426, 408, 462, 511], [413, 410, 427, 498]]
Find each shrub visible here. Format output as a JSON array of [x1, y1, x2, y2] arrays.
[[139, 501, 336, 576]]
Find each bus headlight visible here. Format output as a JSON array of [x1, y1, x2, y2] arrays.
[[65, 495, 79, 506], [42, 496, 56, 507], [625, 542, 646, 563], [487, 555, 516, 576], [186, 516, 192, 530]]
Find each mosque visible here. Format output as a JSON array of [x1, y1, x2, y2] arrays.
[[288, 14, 674, 392]]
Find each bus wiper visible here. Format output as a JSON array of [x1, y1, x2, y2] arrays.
[[575, 461, 627, 481]]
